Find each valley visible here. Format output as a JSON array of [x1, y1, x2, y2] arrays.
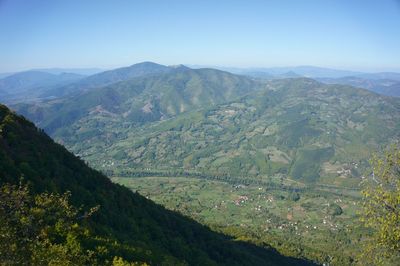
[[1, 103, 313, 265], [2, 62, 400, 265], [36, 76, 400, 187], [2, 1, 400, 264], [112, 175, 363, 265]]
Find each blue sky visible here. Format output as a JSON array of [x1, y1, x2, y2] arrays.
[[0, 0, 399, 72]]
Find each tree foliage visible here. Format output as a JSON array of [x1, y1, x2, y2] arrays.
[[0, 182, 150, 266], [359, 147, 400, 265], [0, 182, 97, 265]]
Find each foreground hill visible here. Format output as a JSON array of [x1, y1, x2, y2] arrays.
[[15, 66, 259, 134], [0, 104, 312, 265], [37, 78, 400, 186]]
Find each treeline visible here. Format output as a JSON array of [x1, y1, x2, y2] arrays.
[[109, 168, 364, 199], [109, 169, 336, 195]]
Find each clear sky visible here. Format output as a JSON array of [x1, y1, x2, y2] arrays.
[[0, 0, 399, 72]]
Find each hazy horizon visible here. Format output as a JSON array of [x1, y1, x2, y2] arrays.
[[2, 62, 400, 76], [1, 0, 400, 73]]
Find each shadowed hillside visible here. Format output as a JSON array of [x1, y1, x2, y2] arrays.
[[0, 103, 314, 265]]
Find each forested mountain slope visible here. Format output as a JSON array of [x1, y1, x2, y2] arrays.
[[0, 104, 312, 265]]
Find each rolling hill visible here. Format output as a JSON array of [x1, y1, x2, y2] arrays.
[[15, 66, 260, 134], [23, 77, 399, 186], [0, 103, 313, 265]]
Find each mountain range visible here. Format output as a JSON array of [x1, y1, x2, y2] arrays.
[[190, 65, 400, 97], [41, 62, 173, 98], [211, 65, 363, 78], [0, 67, 103, 79], [2, 61, 400, 264], [15, 64, 259, 134], [11, 63, 400, 187], [0, 71, 85, 103], [2, 63, 400, 103], [197, 65, 400, 80], [317, 76, 400, 97]]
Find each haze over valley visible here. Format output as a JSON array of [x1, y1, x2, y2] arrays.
[[1, 1, 399, 265]]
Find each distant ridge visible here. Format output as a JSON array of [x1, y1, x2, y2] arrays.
[[33, 67, 104, 76], [0, 71, 85, 103], [15, 65, 260, 134], [42, 61, 171, 97]]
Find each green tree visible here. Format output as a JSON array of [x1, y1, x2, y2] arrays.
[[288, 191, 300, 202], [359, 147, 400, 265], [112, 256, 148, 266], [0, 182, 98, 265], [327, 203, 342, 216]]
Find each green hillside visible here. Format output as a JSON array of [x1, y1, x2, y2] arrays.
[[0, 104, 313, 265], [5, 68, 400, 265], [41, 77, 400, 186], [15, 66, 259, 134], [40, 62, 170, 98]]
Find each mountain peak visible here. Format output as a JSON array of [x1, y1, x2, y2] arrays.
[[168, 64, 191, 70], [129, 61, 167, 68]]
